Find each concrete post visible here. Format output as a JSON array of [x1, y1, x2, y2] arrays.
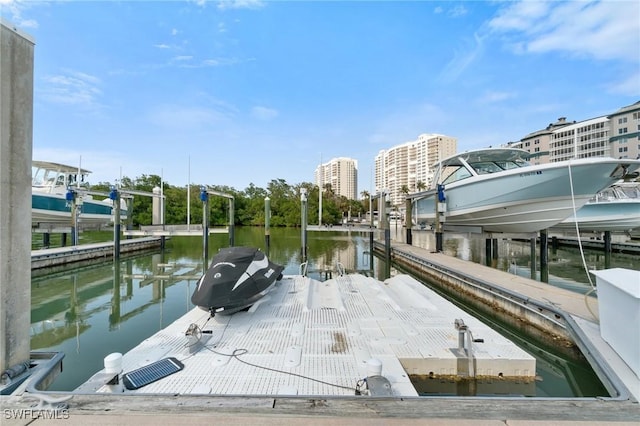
[[152, 186, 162, 225], [0, 21, 35, 374]]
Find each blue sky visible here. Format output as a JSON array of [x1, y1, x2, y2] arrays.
[[2, 0, 639, 193]]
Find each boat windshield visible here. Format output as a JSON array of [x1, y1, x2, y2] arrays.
[[469, 160, 528, 174], [441, 166, 473, 185]]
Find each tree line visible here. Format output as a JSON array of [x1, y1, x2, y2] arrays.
[[93, 175, 372, 228]]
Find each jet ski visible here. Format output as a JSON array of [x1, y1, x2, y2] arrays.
[[191, 246, 284, 315]]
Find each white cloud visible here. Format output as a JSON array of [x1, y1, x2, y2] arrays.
[[1, 0, 38, 29], [439, 32, 486, 83], [367, 103, 449, 147], [478, 91, 518, 104], [147, 104, 234, 130], [607, 71, 640, 97], [251, 106, 278, 121], [217, 0, 264, 11], [40, 70, 103, 108], [489, 1, 640, 62], [448, 5, 468, 18]]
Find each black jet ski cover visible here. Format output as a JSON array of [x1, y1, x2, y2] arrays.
[[191, 246, 284, 315]]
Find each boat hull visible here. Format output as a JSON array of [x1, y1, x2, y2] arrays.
[[553, 200, 640, 232], [413, 159, 636, 233], [32, 193, 124, 226]]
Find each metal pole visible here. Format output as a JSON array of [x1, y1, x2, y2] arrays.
[[112, 188, 121, 259], [604, 230, 612, 269], [201, 188, 209, 264], [530, 237, 537, 280], [264, 197, 271, 254], [318, 185, 322, 227], [405, 198, 412, 245], [435, 185, 445, 252], [540, 229, 549, 283], [228, 198, 235, 247], [300, 188, 308, 262], [485, 238, 492, 267], [369, 230, 374, 268], [68, 189, 78, 245]]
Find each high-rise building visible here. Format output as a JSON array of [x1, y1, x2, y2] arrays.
[[314, 157, 358, 200], [375, 133, 457, 206]]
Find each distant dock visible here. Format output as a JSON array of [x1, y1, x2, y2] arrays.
[[31, 237, 164, 270]]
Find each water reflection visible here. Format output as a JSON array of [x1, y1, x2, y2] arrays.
[[32, 227, 378, 391], [395, 228, 639, 291]]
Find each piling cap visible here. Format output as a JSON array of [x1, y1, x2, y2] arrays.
[[366, 358, 383, 377], [104, 352, 123, 374]]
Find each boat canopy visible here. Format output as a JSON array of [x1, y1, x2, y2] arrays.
[[32, 161, 92, 188]]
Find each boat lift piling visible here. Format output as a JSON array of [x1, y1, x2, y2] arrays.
[[300, 188, 308, 262], [540, 229, 549, 283], [530, 237, 537, 280], [200, 188, 209, 262], [435, 184, 446, 252], [264, 197, 271, 255], [110, 187, 121, 259], [204, 187, 235, 248], [404, 198, 412, 245]]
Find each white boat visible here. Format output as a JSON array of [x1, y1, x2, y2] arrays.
[[32, 161, 126, 228], [411, 148, 640, 233], [553, 181, 640, 232]]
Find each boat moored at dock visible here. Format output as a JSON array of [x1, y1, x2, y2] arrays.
[[553, 180, 640, 232], [411, 148, 640, 233], [32, 161, 127, 228]]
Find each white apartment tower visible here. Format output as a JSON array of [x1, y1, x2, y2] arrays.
[[512, 101, 640, 164], [608, 101, 640, 160], [375, 133, 457, 206], [549, 116, 610, 162], [315, 157, 358, 200]]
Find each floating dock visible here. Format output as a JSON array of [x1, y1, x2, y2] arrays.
[[374, 241, 640, 403], [77, 274, 535, 396]]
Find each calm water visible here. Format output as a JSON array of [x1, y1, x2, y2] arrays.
[[32, 226, 637, 396]]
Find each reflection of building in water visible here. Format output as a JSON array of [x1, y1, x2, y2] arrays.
[[313, 235, 369, 273]]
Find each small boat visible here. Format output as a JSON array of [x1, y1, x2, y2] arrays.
[[32, 161, 126, 228], [411, 148, 640, 233], [553, 181, 640, 232], [191, 246, 284, 315]]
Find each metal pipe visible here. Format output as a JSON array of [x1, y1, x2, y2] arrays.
[[264, 197, 271, 254]]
